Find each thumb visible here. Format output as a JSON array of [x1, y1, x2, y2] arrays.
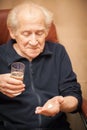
[[56, 96, 64, 104]]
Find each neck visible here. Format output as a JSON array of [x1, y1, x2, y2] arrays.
[[13, 43, 33, 61]]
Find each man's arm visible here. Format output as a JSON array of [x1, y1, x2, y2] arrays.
[[35, 95, 78, 116]]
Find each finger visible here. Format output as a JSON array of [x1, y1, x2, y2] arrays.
[[2, 91, 18, 98], [0, 84, 25, 94], [7, 77, 23, 85], [2, 83, 25, 90], [57, 96, 64, 104], [5, 88, 25, 94], [35, 107, 42, 114], [37, 108, 56, 116]]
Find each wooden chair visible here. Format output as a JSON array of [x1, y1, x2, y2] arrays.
[[80, 98, 87, 129]]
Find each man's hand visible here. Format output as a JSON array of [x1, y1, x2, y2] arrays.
[[35, 95, 78, 116], [0, 74, 25, 98], [35, 96, 64, 116]]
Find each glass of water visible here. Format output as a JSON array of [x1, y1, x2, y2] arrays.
[[11, 62, 25, 80], [11, 62, 25, 96]]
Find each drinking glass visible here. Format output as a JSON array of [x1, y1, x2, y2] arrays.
[[11, 62, 25, 80], [11, 62, 25, 96]]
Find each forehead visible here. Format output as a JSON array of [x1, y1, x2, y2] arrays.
[[18, 6, 45, 23], [17, 11, 46, 30]]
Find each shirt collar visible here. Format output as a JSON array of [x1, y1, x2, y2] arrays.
[[39, 42, 53, 56], [0, 39, 53, 66]]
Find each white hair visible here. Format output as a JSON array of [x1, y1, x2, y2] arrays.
[[7, 2, 53, 31]]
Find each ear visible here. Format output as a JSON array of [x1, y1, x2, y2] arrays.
[[45, 23, 52, 37], [45, 28, 50, 38], [8, 27, 16, 39]]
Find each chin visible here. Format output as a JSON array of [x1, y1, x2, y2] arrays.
[[32, 51, 41, 56], [29, 54, 39, 59]]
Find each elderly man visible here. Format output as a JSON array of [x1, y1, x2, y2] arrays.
[[0, 2, 82, 130]]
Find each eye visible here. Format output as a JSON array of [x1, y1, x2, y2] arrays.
[[36, 31, 44, 36], [22, 32, 30, 36]]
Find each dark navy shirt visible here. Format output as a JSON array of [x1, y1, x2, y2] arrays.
[[0, 39, 82, 129]]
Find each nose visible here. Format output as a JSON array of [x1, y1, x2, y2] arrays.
[[29, 33, 38, 46]]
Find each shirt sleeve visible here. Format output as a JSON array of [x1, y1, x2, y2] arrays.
[[58, 45, 82, 112]]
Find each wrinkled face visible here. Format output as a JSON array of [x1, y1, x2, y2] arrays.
[[9, 12, 49, 61]]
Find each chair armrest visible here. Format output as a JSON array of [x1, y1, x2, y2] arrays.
[[82, 98, 87, 120], [80, 98, 87, 129]]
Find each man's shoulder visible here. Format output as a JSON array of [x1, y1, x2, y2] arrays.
[[0, 42, 11, 58], [46, 41, 64, 47], [0, 43, 8, 52], [46, 41, 65, 51]]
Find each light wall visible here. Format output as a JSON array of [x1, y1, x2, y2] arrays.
[[0, 0, 87, 98]]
